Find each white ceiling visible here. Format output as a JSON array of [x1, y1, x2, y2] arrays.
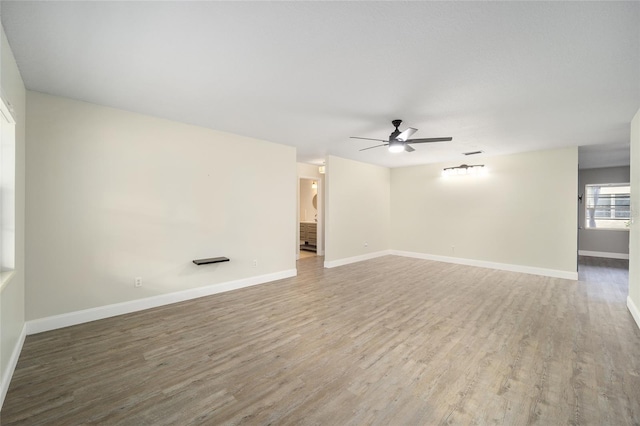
[[578, 142, 630, 170], [1, 1, 639, 168]]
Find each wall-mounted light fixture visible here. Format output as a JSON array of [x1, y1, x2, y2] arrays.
[[312, 181, 317, 189], [442, 164, 486, 177], [318, 165, 325, 174]]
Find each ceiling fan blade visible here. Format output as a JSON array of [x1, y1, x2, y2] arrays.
[[350, 136, 388, 142], [406, 137, 453, 144], [404, 144, 415, 152], [359, 144, 388, 151], [396, 127, 417, 142]]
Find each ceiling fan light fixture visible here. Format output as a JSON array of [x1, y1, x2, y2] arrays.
[[351, 119, 452, 153], [388, 140, 404, 153]]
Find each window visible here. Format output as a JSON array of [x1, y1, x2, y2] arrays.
[[1, 96, 16, 285], [585, 183, 630, 230]]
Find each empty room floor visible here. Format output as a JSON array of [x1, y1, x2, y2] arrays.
[[2, 255, 640, 424]]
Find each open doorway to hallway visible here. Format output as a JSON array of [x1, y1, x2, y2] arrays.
[[296, 161, 325, 261], [297, 172, 324, 260], [299, 178, 318, 258], [577, 144, 630, 272]]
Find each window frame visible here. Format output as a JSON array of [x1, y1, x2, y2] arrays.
[[0, 96, 16, 290], [584, 182, 631, 231]]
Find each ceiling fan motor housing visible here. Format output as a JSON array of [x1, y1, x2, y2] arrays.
[[389, 120, 402, 142], [390, 119, 403, 140]]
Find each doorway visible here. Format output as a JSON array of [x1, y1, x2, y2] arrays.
[[298, 176, 323, 260], [576, 145, 631, 278]]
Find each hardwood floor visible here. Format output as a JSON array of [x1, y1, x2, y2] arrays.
[[578, 255, 628, 284], [2, 255, 640, 425], [298, 249, 316, 259]]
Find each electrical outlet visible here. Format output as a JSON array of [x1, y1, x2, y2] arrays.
[[134, 277, 142, 287], [364, 241, 368, 247], [252, 259, 258, 267]]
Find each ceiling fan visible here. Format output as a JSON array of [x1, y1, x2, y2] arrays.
[[351, 119, 452, 153]]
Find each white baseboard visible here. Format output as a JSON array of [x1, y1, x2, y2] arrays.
[[628, 296, 640, 331], [26, 269, 297, 335], [323, 249, 578, 280], [1, 324, 26, 409], [391, 250, 578, 280], [324, 250, 392, 269], [578, 250, 629, 260]]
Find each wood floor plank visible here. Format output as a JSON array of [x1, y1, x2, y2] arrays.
[[2, 255, 640, 425]]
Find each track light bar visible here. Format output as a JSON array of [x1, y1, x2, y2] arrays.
[[442, 164, 486, 176]]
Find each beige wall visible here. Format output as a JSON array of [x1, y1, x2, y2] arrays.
[[325, 155, 390, 264], [0, 25, 26, 404], [629, 108, 640, 329], [391, 148, 578, 275], [297, 163, 323, 180], [26, 91, 296, 320]]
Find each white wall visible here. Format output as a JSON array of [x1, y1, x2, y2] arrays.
[[578, 166, 630, 257], [0, 24, 26, 406], [324, 155, 390, 266], [629, 108, 640, 330], [391, 148, 578, 277], [26, 91, 296, 321]]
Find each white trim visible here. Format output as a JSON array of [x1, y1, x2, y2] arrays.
[[628, 296, 640, 331], [391, 250, 578, 280], [578, 250, 629, 260], [324, 250, 392, 268], [0, 324, 26, 409], [0, 270, 16, 292], [581, 228, 630, 232], [26, 269, 297, 335], [0, 95, 16, 124]]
